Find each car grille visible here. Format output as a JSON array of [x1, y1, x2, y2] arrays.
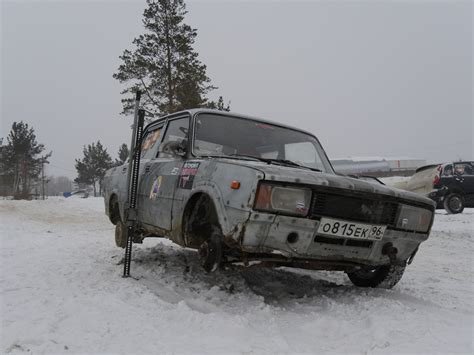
[[309, 191, 399, 226]]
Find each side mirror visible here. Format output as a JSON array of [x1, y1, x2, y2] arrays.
[[160, 140, 186, 157]]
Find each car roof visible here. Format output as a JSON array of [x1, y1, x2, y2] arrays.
[[415, 164, 441, 173], [415, 161, 474, 173], [144, 108, 316, 137]]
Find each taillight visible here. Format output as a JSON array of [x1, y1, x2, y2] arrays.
[[433, 165, 441, 186]]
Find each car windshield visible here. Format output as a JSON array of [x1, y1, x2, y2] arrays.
[[193, 113, 333, 173]]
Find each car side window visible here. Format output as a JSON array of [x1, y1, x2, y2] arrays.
[[454, 164, 466, 176], [157, 117, 189, 157], [465, 163, 474, 175], [141, 126, 163, 160], [454, 163, 473, 176], [442, 164, 452, 176]]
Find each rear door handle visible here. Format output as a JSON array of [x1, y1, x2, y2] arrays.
[[121, 166, 127, 173], [144, 164, 151, 174]]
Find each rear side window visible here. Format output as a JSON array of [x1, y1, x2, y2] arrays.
[[467, 163, 474, 175], [442, 164, 452, 176], [141, 126, 163, 160]]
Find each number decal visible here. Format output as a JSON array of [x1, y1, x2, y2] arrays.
[[347, 225, 354, 236]]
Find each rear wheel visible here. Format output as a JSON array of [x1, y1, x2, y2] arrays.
[[115, 221, 128, 248], [109, 196, 121, 225], [443, 193, 464, 214], [347, 264, 406, 289]]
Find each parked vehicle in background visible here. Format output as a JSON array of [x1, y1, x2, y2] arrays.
[[393, 162, 474, 214], [431, 162, 474, 214], [103, 109, 436, 288]]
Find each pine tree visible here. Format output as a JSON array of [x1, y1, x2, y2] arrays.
[[115, 143, 130, 166], [0, 122, 51, 199], [113, 0, 229, 116], [75, 141, 113, 197]]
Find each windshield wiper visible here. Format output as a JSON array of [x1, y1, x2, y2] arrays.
[[202, 153, 322, 172], [267, 159, 322, 172], [200, 153, 262, 162], [228, 154, 322, 172], [227, 153, 269, 162]]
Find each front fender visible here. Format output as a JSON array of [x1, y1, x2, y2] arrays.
[[171, 159, 263, 244], [172, 182, 253, 246]]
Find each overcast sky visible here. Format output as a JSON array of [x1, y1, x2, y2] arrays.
[[1, 0, 472, 179]]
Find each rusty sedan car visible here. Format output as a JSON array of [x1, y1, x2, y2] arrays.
[[104, 109, 436, 288]]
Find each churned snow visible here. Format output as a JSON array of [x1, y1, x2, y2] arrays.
[[1, 198, 473, 354]]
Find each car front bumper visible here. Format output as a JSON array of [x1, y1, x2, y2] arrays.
[[239, 212, 429, 267]]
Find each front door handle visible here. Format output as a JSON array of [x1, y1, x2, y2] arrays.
[[144, 164, 151, 174]]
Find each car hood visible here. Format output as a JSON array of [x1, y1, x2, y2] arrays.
[[218, 158, 435, 207]]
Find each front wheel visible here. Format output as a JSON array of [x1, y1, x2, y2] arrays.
[[198, 227, 223, 272], [443, 193, 464, 214], [347, 264, 406, 289]]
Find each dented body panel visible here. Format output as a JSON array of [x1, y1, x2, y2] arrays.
[[103, 109, 436, 272]]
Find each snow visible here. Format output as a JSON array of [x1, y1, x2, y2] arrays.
[[1, 198, 473, 354]]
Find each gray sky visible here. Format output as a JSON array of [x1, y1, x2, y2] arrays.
[[1, 0, 472, 179]]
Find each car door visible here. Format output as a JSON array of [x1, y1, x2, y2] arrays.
[[139, 115, 190, 231], [453, 162, 474, 205], [136, 124, 165, 223]]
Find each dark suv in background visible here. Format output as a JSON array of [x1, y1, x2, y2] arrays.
[[396, 161, 474, 214], [429, 162, 474, 214]]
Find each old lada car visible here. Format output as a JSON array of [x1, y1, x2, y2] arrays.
[[103, 109, 436, 288]]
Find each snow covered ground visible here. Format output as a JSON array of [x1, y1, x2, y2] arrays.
[[1, 197, 473, 354]]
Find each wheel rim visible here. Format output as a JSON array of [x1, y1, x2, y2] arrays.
[[449, 196, 462, 212]]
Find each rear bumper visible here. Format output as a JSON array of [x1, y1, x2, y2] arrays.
[[240, 212, 428, 267]]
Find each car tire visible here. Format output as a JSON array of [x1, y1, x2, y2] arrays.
[[198, 227, 223, 272], [443, 193, 464, 214], [347, 263, 406, 289], [115, 220, 128, 248]]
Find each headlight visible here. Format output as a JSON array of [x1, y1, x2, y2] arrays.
[[254, 183, 312, 216], [396, 204, 433, 232]]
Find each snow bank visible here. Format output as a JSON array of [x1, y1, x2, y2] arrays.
[[1, 198, 472, 354]]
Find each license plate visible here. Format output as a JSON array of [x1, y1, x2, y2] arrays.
[[317, 218, 386, 240]]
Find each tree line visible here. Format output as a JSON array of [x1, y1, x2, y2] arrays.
[[0, 121, 129, 198], [74, 142, 129, 196]]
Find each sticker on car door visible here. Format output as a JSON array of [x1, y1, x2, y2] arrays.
[[178, 162, 200, 189]]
